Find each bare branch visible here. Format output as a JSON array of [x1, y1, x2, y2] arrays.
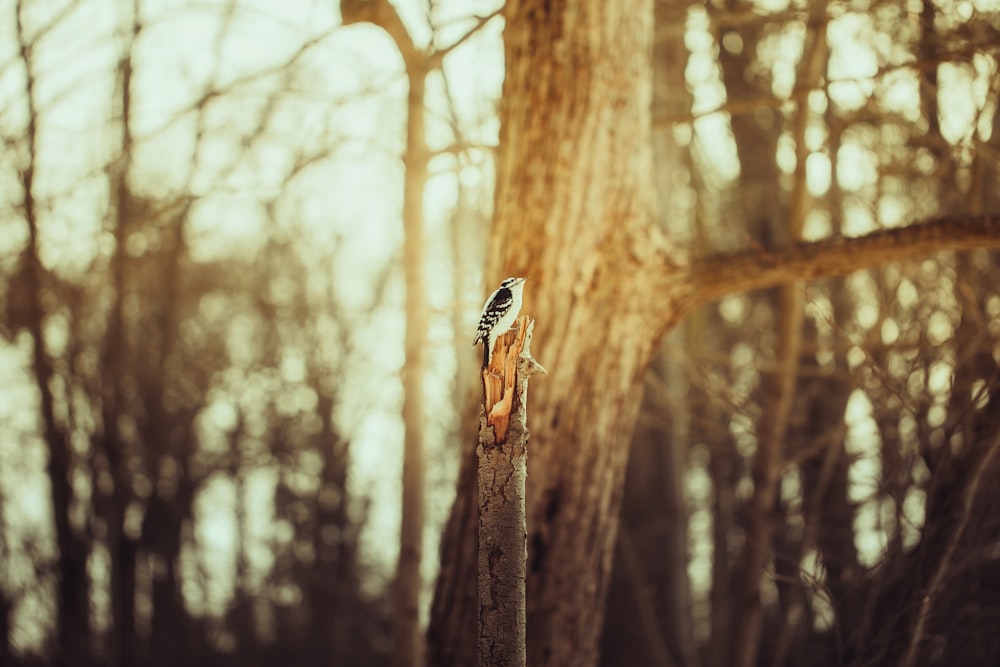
[[341, 0, 421, 67], [684, 214, 1000, 309], [900, 429, 1000, 667], [342, 1, 501, 72], [428, 7, 503, 69]]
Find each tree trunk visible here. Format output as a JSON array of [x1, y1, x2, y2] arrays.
[[731, 8, 827, 664], [15, 3, 92, 663], [105, 20, 140, 664], [395, 53, 429, 667], [601, 351, 696, 667], [339, 5, 431, 665], [428, 0, 1000, 663], [477, 320, 542, 667], [480, 2, 679, 664], [598, 0, 698, 659]]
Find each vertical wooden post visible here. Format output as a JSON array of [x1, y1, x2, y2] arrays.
[[477, 316, 545, 667]]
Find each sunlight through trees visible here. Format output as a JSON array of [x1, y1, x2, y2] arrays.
[[2, 1, 1000, 667]]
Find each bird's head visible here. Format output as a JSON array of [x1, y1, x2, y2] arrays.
[[501, 276, 527, 290]]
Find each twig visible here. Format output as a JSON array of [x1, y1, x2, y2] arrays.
[[429, 7, 503, 68], [899, 429, 1000, 667]]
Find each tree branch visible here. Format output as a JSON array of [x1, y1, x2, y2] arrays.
[[685, 214, 1000, 309], [341, 0, 420, 66], [899, 428, 1000, 667], [341, 1, 501, 72], [429, 7, 503, 69]]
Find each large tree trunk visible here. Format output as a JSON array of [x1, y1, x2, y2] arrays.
[[598, 1, 698, 660], [427, 0, 1000, 664], [481, 2, 673, 663]]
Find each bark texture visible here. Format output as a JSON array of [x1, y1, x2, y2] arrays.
[[477, 319, 542, 667], [491, 2, 677, 664]]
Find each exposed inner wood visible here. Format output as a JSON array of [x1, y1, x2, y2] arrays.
[[482, 315, 529, 444]]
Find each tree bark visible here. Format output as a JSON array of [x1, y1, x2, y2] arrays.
[[490, 2, 672, 663], [477, 319, 543, 667]]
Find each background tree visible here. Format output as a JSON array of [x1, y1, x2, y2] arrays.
[[1, 1, 406, 665]]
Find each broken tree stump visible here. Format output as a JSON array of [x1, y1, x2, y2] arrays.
[[477, 316, 545, 667]]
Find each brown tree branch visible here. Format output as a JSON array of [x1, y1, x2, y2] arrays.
[[429, 7, 503, 69], [341, 0, 500, 73], [684, 214, 1000, 309], [341, 0, 419, 65]]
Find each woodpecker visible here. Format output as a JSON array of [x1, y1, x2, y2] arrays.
[[473, 277, 527, 367]]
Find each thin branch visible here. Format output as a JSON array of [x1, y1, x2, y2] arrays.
[[342, 1, 501, 72], [428, 7, 503, 68], [899, 428, 1000, 667], [683, 214, 1000, 309]]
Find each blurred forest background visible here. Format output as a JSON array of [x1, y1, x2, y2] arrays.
[[2, 0, 999, 666]]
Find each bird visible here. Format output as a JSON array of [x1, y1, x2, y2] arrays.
[[473, 277, 527, 368]]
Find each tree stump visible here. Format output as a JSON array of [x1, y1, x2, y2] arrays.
[[477, 316, 545, 667]]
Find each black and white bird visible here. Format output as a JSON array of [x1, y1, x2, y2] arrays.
[[473, 277, 527, 367]]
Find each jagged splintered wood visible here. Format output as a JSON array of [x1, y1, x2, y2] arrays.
[[482, 316, 529, 441], [477, 316, 545, 667]]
